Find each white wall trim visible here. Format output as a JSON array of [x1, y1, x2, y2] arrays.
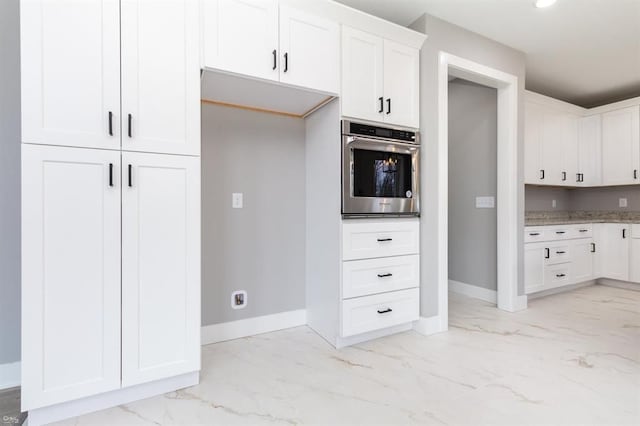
[[0, 361, 20, 390], [413, 315, 447, 336], [201, 309, 307, 345], [437, 51, 525, 327], [448, 280, 497, 304]]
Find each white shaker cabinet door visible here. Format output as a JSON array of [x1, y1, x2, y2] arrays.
[[279, 5, 340, 94], [121, 0, 201, 156], [121, 152, 201, 387], [341, 26, 384, 123], [577, 115, 602, 186], [524, 102, 544, 184], [20, 0, 121, 149], [524, 243, 546, 294], [540, 111, 565, 186], [571, 239, 594, 283], [599, 224, 630, 281], [601, 106, 640, 186], [630, 237, 640, 284], [383, 39, 420, 128], [21, 145, 121, 410], [202, 0, 279, 82]]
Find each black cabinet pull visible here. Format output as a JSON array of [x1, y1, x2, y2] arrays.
[[109, 163, 113, 187], [544, 248, 550, 259], [556, 231, 566, 234], [529, 232, 540, 236], [284, 52, 288, 72], [378, 97, 384, 113], [562, 171, 567, 181], [272, 49, 277, 70], [591, 243, 596, 253], [108, 111, 113, 136], [377, 308, 392, 314], [377, 273, 393, 278], [128, 164, 132, 187], [377, 238, 393, 242], [576, 173, 580, 182], [579, 229, 588, 233], [556, 251, 566, 254], [540, 169, 545, 180], [580, 173, 584, 182], [556, 273, 566, 278], [635, 170, 638, 180], [127, 114, 132, 138], [386, 98, 391, 115], [623, 228, 627, 239]]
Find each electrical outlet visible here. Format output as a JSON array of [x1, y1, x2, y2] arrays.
[[619, 198, 628, 208], [232, 193, 243, 209], [552, 199, 557, 208], [231, 290, 247, 309]]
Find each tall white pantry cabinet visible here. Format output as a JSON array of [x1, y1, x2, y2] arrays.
[[20, 0, 201, 418]]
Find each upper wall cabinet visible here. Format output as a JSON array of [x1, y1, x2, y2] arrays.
[[20, 0, 121, 150], [341, 26, 419, 128], [202, 0, 339, 94], [601, 106, 640, 186], [577, 115, 602, 187], [21, 0, 200, 156]]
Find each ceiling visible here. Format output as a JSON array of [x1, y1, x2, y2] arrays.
[[336, 0, 640, 108]]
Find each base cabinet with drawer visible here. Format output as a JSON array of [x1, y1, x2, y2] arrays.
[[630, 225, 640, 283]]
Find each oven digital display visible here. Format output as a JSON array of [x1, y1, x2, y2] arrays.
[[375, 128, 392, 138]]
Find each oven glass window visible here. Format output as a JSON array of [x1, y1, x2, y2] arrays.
[[352, 149, 412, 198]]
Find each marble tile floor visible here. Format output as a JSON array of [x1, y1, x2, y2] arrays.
[[0, 387, 25, 426], [54, 284, 639, 425]]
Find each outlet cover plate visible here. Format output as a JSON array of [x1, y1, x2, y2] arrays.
[[475, 196, 495, 209]]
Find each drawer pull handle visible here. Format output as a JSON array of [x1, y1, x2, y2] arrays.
[[377, 238, 393, 242], [377, 308, 393, 314], [556, 251, 566, 254], [579, 229, 588, 232], [377, 273, 393, 278], [556, 231, 566, 234], [529, 232, 540, 236], [556, 273, 566, 278], [591, 243, 596, 253], [544, 248, 550, 259]]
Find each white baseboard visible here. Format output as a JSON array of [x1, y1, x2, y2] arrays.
[[449, 280, 497, 304], [335, 323, 412, 349], [598, 278, 640, 292], [413, 315, 447, 336], [0, 361, 20, 390], [201, 309, 307, 345]]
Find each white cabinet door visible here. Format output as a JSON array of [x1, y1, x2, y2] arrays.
[[383, 39, 420, 128], [601, 106, 640, 186], [571, 239, 594, 283], [121, 152, 201, 387], [560, 113, 579, 186], [121, 0, 200, 156], [20, 0, 121, 150], [21, 145, 121, 410], [577, 115, 602, 186], [341, 26, 384, 123], [524, 243, 546, 294], [540, 111, 565, 186], [524, 102, 544, 184], [630, 238, 640, 284], [279, 6, 339, 94], [600, 224, 630, 281], [202, 0, 278, 81]]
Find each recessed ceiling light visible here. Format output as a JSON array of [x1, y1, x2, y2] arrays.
[[535, 0, 557, 8]]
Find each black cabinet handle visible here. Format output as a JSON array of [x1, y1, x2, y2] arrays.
[[127, 114, 132, 138], [378, 97, 384, 113], [562, 171, 567, 181], [591, 243, 596, 253], [556, 251, 566, 254], [386, 98, 391, 115], [108, 111, 113, 136], [284, 52, 288, 72], [109, 163, 113, 187], [377, 273, 393, 278], [556, 273, 566, 278], [529, 232, 540, 236], [377, 238, 393, 242], [580, 173, 584, 182], [635, 170, 638, 180], [128, 164, 132, 187], [576, 173, 580, 182], [377, 308, 392, 314], [540, 169, 545, 180], [544, 248, 550, 259], [272, 49, 277, 70], [556, 231, 566, 234], [623, 228, 627, 239], [579, 229, 588, 233]]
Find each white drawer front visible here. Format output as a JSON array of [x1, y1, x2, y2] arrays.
[[342, 255, 419, 299], [342, 219, 419, 261], [548, 227, 571, 240], [546, 243, 571, 265], [524, 228, 546, 243], [572, 225, 593, 239], [544, 263, 571, 288], [341, 288, 419, 337]]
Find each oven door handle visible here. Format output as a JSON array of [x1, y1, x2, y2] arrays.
[[346, 136, 418, 152]]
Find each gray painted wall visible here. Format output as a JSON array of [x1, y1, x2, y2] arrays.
[[526, 185, 640, 212], [410, 13, 527, 317], [0, 0, 21, 365], [201, 104, 306, 326], [448, 79, 497, 291]]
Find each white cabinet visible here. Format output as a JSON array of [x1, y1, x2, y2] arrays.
[[341, 26, 419, 128], [278, 5, 339, 93], [571, 239, 595, 283], [202, 1, 339, 94], [577, 115, 602, 186], [21, 145, 122, 410], [524, 243, 546, 294], [203, 0, 279, 82], [601, 106, 640, 186], [599, 223, 630, 281], [20, 0, 121, 149], [121, 0, 201, 156], [121, 152, 201, 387], [630, 225, 640, 283], [524, 102, 544, 184]]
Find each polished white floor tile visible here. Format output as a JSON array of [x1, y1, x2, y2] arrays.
[[54, 284, 640, 425]]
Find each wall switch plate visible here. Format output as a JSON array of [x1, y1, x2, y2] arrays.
[[232, 193, 243, 209], [231, 290, 247, 309], [619, 198, 628, 208], [552, 199, 557, 208], [475, 196, 495, 209]]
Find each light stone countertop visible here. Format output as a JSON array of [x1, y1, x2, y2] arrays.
[[525, 211, 640, 226]]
